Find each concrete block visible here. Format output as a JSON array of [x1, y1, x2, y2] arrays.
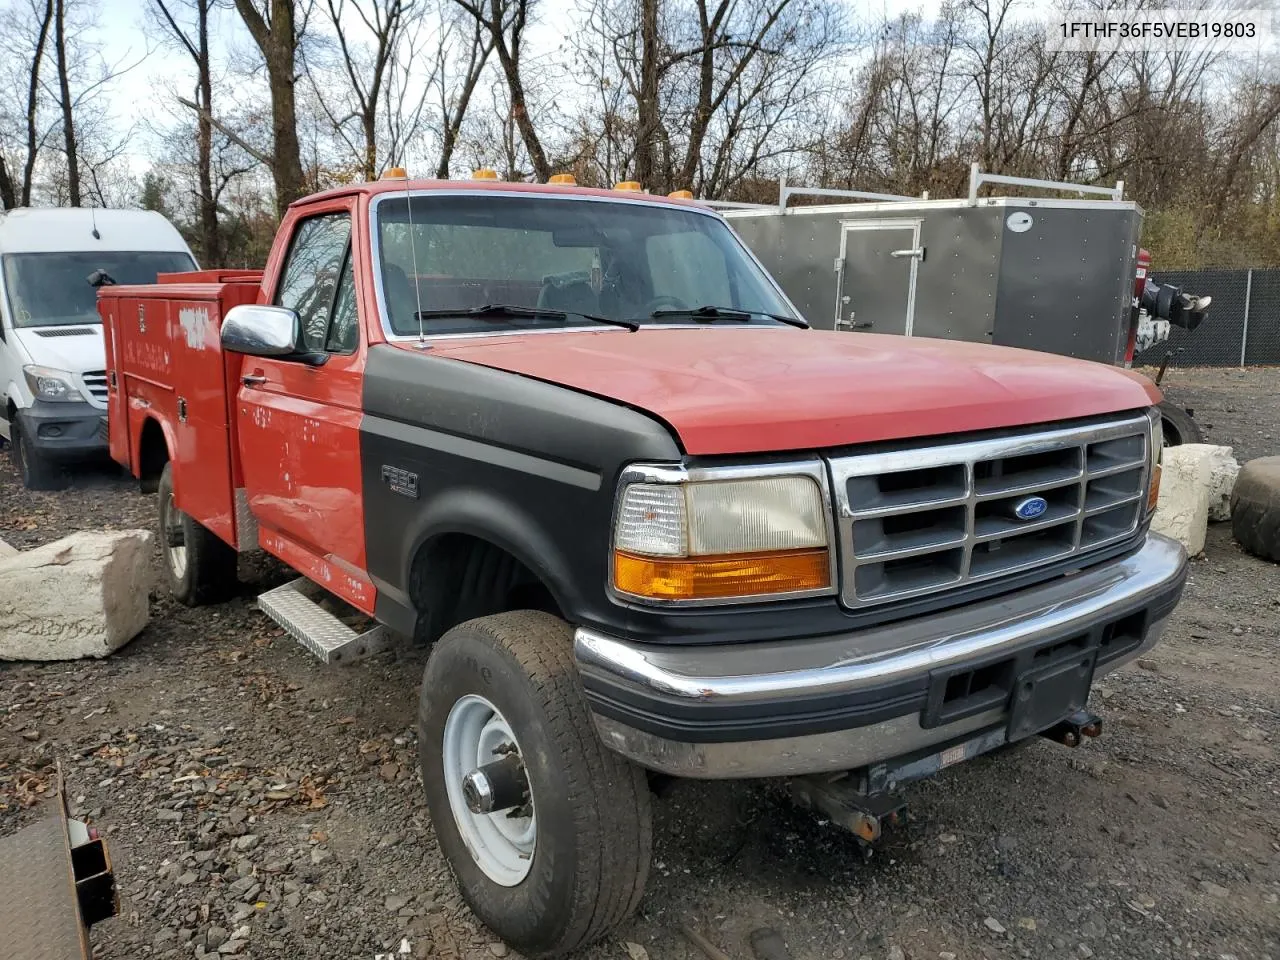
[[1192, 444, 1241, 522], [0, 538, 16, 558], [1152, 447, 1212, 555], [0, 530, 152, 660]]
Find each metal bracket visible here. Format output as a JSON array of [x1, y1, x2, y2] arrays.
[[788, 775, 907, 844], [1038, 709, 1103, 748], [177, 398, 188, 423]]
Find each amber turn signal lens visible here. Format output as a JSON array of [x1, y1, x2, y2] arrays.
[[613, 548, 830, 601], [1147, 463, 1162, 512]]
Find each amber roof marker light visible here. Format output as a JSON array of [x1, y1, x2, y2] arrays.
[[549, 173, 577, 185]]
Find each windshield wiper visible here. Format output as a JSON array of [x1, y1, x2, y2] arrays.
[[415, 303, 639, 332], [649, 305, 809, 329]]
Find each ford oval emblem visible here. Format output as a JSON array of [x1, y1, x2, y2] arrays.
[[1013, 496, 1048, 521]]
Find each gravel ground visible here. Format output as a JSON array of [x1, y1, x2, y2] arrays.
[[1, 369, 1278, 960]]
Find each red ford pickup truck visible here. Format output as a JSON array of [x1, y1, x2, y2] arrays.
[[101, 173, 1187, 957]]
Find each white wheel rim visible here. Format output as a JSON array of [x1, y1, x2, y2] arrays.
[[442, 694, 536, 886], [163, 492, 187, 580]]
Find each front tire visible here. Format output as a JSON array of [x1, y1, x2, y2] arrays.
[[157, 462, 237, 605], [419, 611, 652, 957], [11, 421, 69, 491]]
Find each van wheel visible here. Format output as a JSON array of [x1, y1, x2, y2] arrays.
[[418, 611, 651, 958], [11, 421, 69, 491], [157, 462, 237, 605]]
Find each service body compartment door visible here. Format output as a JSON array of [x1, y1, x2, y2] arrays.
[[835, 219, 923, 336], [99, 294, 131, 468]]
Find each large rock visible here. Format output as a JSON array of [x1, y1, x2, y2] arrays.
[[1152, 447, 1212, 555], [1170, 444, 1240, 522], [1232, 456, 1280, 563], [0, 531, 152, 660]]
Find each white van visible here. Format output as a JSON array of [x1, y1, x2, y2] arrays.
[[0, 208, 197, 489]]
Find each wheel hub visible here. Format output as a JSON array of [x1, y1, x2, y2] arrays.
[[461, 754, 529, 814], [442, 695, 536, 886]]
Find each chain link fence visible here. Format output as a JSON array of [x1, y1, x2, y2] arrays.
[[1133, 268, 1280, 366]]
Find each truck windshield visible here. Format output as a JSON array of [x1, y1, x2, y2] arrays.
[[2, 250, 196, 328], [375, 194, 795, 335]]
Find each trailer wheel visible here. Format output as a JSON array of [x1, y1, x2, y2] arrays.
[[418, 610, 651, 958], [157, 462, 237, 605], [1231, 457, 1280, 563], [1157, 400, 1203, 446], [10, 421, 69, 491]]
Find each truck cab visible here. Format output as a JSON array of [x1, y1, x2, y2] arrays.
[[0, 207, 196, 489], [101, 173, 1187, 959]]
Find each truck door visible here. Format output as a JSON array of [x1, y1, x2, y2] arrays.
[[834, 219, 923, 336], [235, 203, 372, 591]]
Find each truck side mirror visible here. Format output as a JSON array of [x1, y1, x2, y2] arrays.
[[221, 305, 326, 365]]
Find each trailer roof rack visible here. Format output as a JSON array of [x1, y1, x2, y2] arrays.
[[699, 166, 1125, 212], [967, 163, 1124, 204]]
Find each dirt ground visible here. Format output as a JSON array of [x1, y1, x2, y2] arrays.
[[1, 366, 1278, 960]]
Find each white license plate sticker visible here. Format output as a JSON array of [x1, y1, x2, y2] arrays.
[[939, 744, 968, 769]]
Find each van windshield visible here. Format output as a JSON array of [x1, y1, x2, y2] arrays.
[[2, 250, 196, 328], [374, 194, 795, 335]]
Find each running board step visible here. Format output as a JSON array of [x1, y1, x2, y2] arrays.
[[256, 577, 390, 665]]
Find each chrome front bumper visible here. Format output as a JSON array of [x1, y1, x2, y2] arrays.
[[574, 533, 1187, 779]]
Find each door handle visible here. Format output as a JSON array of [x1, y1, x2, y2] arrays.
[[241, 374, 267, 387], [890, 248, 925, 261]]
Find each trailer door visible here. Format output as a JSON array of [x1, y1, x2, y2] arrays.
[[835, 219, 923, 336]]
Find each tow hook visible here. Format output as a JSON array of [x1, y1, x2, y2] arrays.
[[1040, 709, 1104, 747], [461, 753, 530, 815]]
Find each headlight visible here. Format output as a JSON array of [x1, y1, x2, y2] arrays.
[[23, 365, 84, 402], [611, 467, 834, 603], [1146, 407, 1163, 513]]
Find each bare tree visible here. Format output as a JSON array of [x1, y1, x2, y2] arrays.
[[153, 0, 223, 263], [232, 0, 309, 213], [312, 0, 414, 181], [53, 0, 80, 203], [435, 9, 494, 178], [449, 0, 550, 180], [0, 0, 56, 208]]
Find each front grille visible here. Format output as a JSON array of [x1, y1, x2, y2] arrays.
[[829, 415, 1151, 610], [82, 370, 108, 403]]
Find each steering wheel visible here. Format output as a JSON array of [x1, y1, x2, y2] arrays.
[[644, 295, 689, 314]]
